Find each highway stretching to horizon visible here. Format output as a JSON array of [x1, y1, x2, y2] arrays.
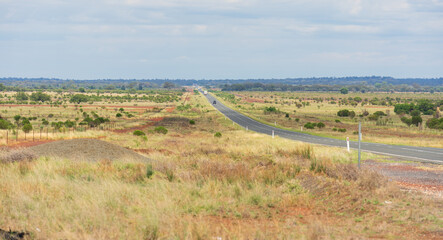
[[202, 91, 443, 164]]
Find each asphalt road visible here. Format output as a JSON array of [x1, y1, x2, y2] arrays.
[[203, 92, 443, 164]]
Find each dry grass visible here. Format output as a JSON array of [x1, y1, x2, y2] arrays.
[[0, 91, 441, 239]]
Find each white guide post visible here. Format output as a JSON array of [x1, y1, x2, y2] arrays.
[[301, 126, 303, 131], [346, 137, 350, 152], [274, 121, 276, 126], [246, 126, 248, 131], [272, 130, 274, 138]]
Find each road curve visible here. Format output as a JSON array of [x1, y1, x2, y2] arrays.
[[203, 92, 443, 164]]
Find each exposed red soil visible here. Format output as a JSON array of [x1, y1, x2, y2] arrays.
[[165, 107, 175, 113], [112, 117, 164, 133], [396, 181, 443, 191], [7, 139, 56, 149]]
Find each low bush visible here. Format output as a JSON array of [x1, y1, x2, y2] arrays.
[[214, 132, 222, 138], [146, 164, 154, 178], [154, 126, 168, 134], [338, 128, 346, 132], [133, 130, 145, 136], [189, 120, 195, 125]]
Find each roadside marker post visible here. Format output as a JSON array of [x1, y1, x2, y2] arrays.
[[358, 122, 361, 169], [246, 126, 248, 131], [346, 137, 350, 152], [272, 130, 274, 138], [274, 121, 276, 126], [301, 126, 303, 131]]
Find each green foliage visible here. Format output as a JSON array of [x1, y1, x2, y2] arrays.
[[337, 109, 355, 118], [338, 128, 346, 132], [133, 130, 145, 136], [410, 110, 421, 117], [0, 119, 13, 129], [373, 111, 386, 117], [304, 122, 315, 129], [30, 91, 51, 102], [119, 108, 124, 112], [401, 116, 412, 126], [189, 119, 195, 125], [426, 118, 443, 129], [154, 126, 168, 134], [116, 113, 122, 117], [70, 94, 90, 104], [340, 87, 349, 94], [22, 123, 33, 133], [15, 92, 29, 101], [264, 106, 279, 114], [411, 116, 422, 126], [214, 132, 222, 138], [317, 122, 325, 128], [146, 164, 154, 179]]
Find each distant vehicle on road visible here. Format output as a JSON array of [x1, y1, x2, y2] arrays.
[[213, 100, 216, 104]]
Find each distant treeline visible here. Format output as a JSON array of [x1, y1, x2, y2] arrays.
[[0, 76, 442, 92], [220, 82, 442, 93]]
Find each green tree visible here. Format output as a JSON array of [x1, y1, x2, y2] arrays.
[[411, 116, 422, 126], [162, 82, 175, 89], [30, 91, 51, 102], [70, 94, 90, 104], [15, 92, 29, 101], [22, 123, 33, 133], [340, 87, 349, 94]]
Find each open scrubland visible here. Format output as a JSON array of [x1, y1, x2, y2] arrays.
[[0, 89, 442, 239], [214, 91, 443, 148]]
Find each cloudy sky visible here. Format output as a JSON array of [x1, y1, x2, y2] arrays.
[[1, 0, 442, 79]]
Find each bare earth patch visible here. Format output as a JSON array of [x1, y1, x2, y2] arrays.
[[365, 159, 443, 198], [28, 138, 149, 162]]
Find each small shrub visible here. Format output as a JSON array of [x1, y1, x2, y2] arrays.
[[214, 132, 222, 138], [154, 126, 168, 134], [338, 128, 347, 132], [146, 164, 154, 178], [295, 118, 300, 122], [189, 119, 195, 125], [166, 169, 174, 182], [332, 128, 338, 131], [133, 130, 145, 136], [335, 119, 341, 123], [317, 122, 325, 128], [116, 113, 122, 117], [304, 122, 315, 129]]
